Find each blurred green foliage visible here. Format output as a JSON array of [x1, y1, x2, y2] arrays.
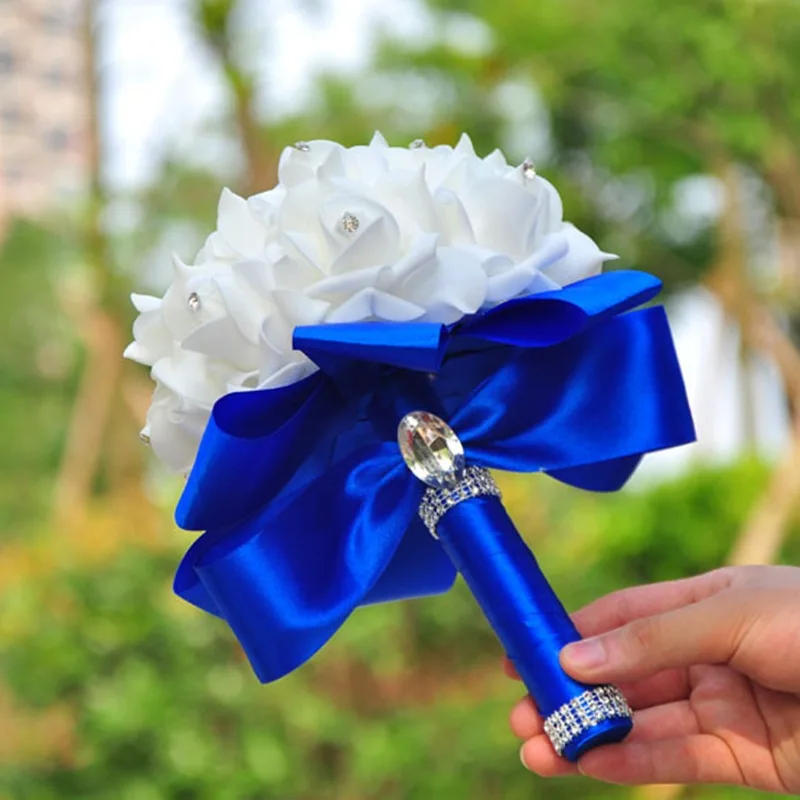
[[2, 0, 800, 798], [1, 463, 796, 799], [0, 221, 79, 540]]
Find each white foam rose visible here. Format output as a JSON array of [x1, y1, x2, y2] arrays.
[[126, 132, 616, 471]]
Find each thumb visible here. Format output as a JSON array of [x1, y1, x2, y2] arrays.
[[560, 591, 748, 683]]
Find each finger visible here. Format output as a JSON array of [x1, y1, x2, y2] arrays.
[[627, 700, 699, 743], [515, 697, 697, 752], [503, 657, 520, 681], [561, 591, 746, 684], [520, 735, 579, 778], [510, 695, 542, 739], [572, 569, 733, 638], [618, 668, 690, 711], [508, 571, 731, 677], [517, 700, 699, 781], [515, 698, 697, 762], [505, 658, 690, 708], [578, 735, 744, 786]]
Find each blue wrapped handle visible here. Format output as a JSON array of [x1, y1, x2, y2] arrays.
[[436, 492, 633, 762]]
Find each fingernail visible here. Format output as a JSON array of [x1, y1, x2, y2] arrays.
[[562, 637, 607, 670], [519, 744, 530, 771]]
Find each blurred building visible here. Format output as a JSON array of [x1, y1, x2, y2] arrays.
[[0, 0, 89, 239]]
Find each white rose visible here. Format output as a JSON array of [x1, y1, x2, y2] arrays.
[[125, 132, 616, 472]]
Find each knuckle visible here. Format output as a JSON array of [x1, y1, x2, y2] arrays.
[[622, 617, 660, 659], [708, 565, 736, 588], [612, 590, 636, 626]]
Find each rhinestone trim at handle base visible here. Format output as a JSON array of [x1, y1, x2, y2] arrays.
[[543, 685, 633, 756], [418, 466, 501, 537]]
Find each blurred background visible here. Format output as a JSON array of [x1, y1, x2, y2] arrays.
[[1, 0, 799, 798]]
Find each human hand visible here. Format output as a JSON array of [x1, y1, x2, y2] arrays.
[[507, 565, 800, 793]]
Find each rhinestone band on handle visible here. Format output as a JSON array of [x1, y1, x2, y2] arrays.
[[544, 686, 633, 756], [418, 466, 501, 538]]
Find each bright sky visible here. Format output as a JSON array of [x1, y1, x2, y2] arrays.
[[102, 0, 429, 188]]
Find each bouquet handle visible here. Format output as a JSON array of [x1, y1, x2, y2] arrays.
[[420, 466, 633, 762]]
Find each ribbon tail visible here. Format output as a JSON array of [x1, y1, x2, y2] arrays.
[[361, 517, 457, 604], [174, 443, 429, 682], [548, 454, 643, 492], [454, 306, 695, 481]]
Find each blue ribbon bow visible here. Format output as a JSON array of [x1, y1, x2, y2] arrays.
[[174, 270, 695, 682]]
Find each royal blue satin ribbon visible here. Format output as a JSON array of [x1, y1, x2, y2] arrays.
[[174, 270, 696, 684]]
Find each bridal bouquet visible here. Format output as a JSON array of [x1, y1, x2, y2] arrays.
[[126, 133, 695, 761]]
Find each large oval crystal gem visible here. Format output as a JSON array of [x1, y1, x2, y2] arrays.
[[397, 411, 465, 489]]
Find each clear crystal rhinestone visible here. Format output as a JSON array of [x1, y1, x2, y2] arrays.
[[139, 430, 151, 446], [340, 212, 360, 234], [293, 141, 311, 151], [398, 411, 465, 489], [187, 292, 201, 311], [522, 158, 536, 180], [409, 139, 426, 149]]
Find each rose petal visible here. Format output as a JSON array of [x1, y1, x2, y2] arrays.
[[280, 229, 327, 275], [397, 246, 488, 324], [316, 195, 401, 274], [461, 177, 541, 260], [181, 317, 259, 371], [483, 148, 508, 170], [369, 131, 390, 149], [541, 223, 617, 285], [147, 385, 211, 473], [131, 293, 161, 313], [454, 133, 477, 156], [212, 273, 268, 344], [260, 358, 317, 389], [484, 233, 568, 303], [325, 287, 424, 323], [433, 189, 475, 246], [389, 234, 440, 282], [269, 250, 323, 292], [524, 177, 565, 250], [271, 290, 331, 327], [278, 140, 343, 187], [247, 185, 286, 231], [305, 264, 390, 300], [372, 166, 439, 236], [127, 309, 171, 365], [217, 188, 267, 258]]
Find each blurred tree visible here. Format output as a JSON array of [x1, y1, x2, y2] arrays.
[[193, 0, 278, 194], [52, 0, 154, 526], [0, 221, 79, 539]]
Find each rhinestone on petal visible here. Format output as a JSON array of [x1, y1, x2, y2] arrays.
[[139, 430, 151, 446], [409, 139, 426, 149], [187, 292, 201, 312], [398, 411, 465, 490], [340, 212, 360, 234], [522, 158, 537, 180], [293, 141, 311, 152]]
